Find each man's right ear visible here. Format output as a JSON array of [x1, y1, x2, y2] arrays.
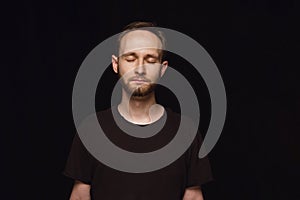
[[112, 55, 119, 74]]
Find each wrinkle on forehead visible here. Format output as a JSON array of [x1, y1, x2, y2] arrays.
[[119, 30, 163, 56]]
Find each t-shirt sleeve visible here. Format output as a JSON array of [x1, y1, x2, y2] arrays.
[[62, 133, 96, 184], [186, 132, 214, 188]]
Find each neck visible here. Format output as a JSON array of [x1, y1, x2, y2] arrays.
[[118, 89, 164, 124]]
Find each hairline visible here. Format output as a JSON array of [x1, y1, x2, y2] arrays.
[[117, 28, 166, 60]]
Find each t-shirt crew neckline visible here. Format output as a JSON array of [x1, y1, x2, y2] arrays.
[[114, 105, 167, 126], [110, 105, 168, 138]]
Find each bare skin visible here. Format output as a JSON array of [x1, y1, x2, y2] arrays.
[[112, 30, 168, 124], [183, 186, 204, 200], [70, 181, 204, 200], [69, 30, 204, 200], [69, 181, 91, 200]]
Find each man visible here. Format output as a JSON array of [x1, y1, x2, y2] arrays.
[[64, 21, 213, 200]]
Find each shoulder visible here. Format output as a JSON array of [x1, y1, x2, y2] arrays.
[[96, 106, 113, 117], [165, 107, 198, 128], [164, 107, 200, 141]]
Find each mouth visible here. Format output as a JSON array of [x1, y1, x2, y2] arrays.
[[129, 77, 150, 84]]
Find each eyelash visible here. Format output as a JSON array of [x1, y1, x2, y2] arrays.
[[125, 59, 157, 63], [147, 60, 157, 63]]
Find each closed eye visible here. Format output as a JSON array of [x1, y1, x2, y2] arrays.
[[124, 56, 136, 62], [126, 58, 135, 62], [146, 57, 159, 63]]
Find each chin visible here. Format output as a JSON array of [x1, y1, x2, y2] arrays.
[[130, 85, 155, 97]]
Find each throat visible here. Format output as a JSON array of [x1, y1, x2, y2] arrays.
[[117, 103, 165, 125]]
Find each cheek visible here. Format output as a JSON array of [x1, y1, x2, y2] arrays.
[[118, 65, 135, 79], [118, 63, 131, 74], [148, 67, 161, 77]]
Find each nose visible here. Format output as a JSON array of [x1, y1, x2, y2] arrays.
[[134, 59, 146, 75]]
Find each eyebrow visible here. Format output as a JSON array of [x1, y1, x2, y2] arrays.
[[121, 52, 159, 59], [121, 52, 137, 58]]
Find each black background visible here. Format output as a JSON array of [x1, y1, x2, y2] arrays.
[[2, 0, 300, 199]]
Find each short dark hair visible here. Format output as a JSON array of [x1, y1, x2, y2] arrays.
[[116, 21, 166, 60]]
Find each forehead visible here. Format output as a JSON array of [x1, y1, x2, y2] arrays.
[[119, 30, 162, 55]]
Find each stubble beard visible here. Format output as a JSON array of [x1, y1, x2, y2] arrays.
[[119, 75, 156, 98], [123, 81, 157, 98]]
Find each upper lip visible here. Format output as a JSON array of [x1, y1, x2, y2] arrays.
[[130, 77, 149, 82]]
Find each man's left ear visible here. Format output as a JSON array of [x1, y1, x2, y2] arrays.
[[160, 61, 168, 77]]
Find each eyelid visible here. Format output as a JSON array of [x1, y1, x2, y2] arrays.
[[126, 59, 135, 63], [123, 55, 136, 61], [147, 57, 158, 62], [125, 55, 135, 59], [122, 55, 158, 63]]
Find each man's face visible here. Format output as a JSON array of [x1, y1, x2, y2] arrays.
[[112, 30, 168, 97]]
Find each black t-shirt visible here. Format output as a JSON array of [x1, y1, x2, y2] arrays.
[[63, 107, 213, 200]]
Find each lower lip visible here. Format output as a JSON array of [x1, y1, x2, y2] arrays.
[[131, 80, 148, 84]]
